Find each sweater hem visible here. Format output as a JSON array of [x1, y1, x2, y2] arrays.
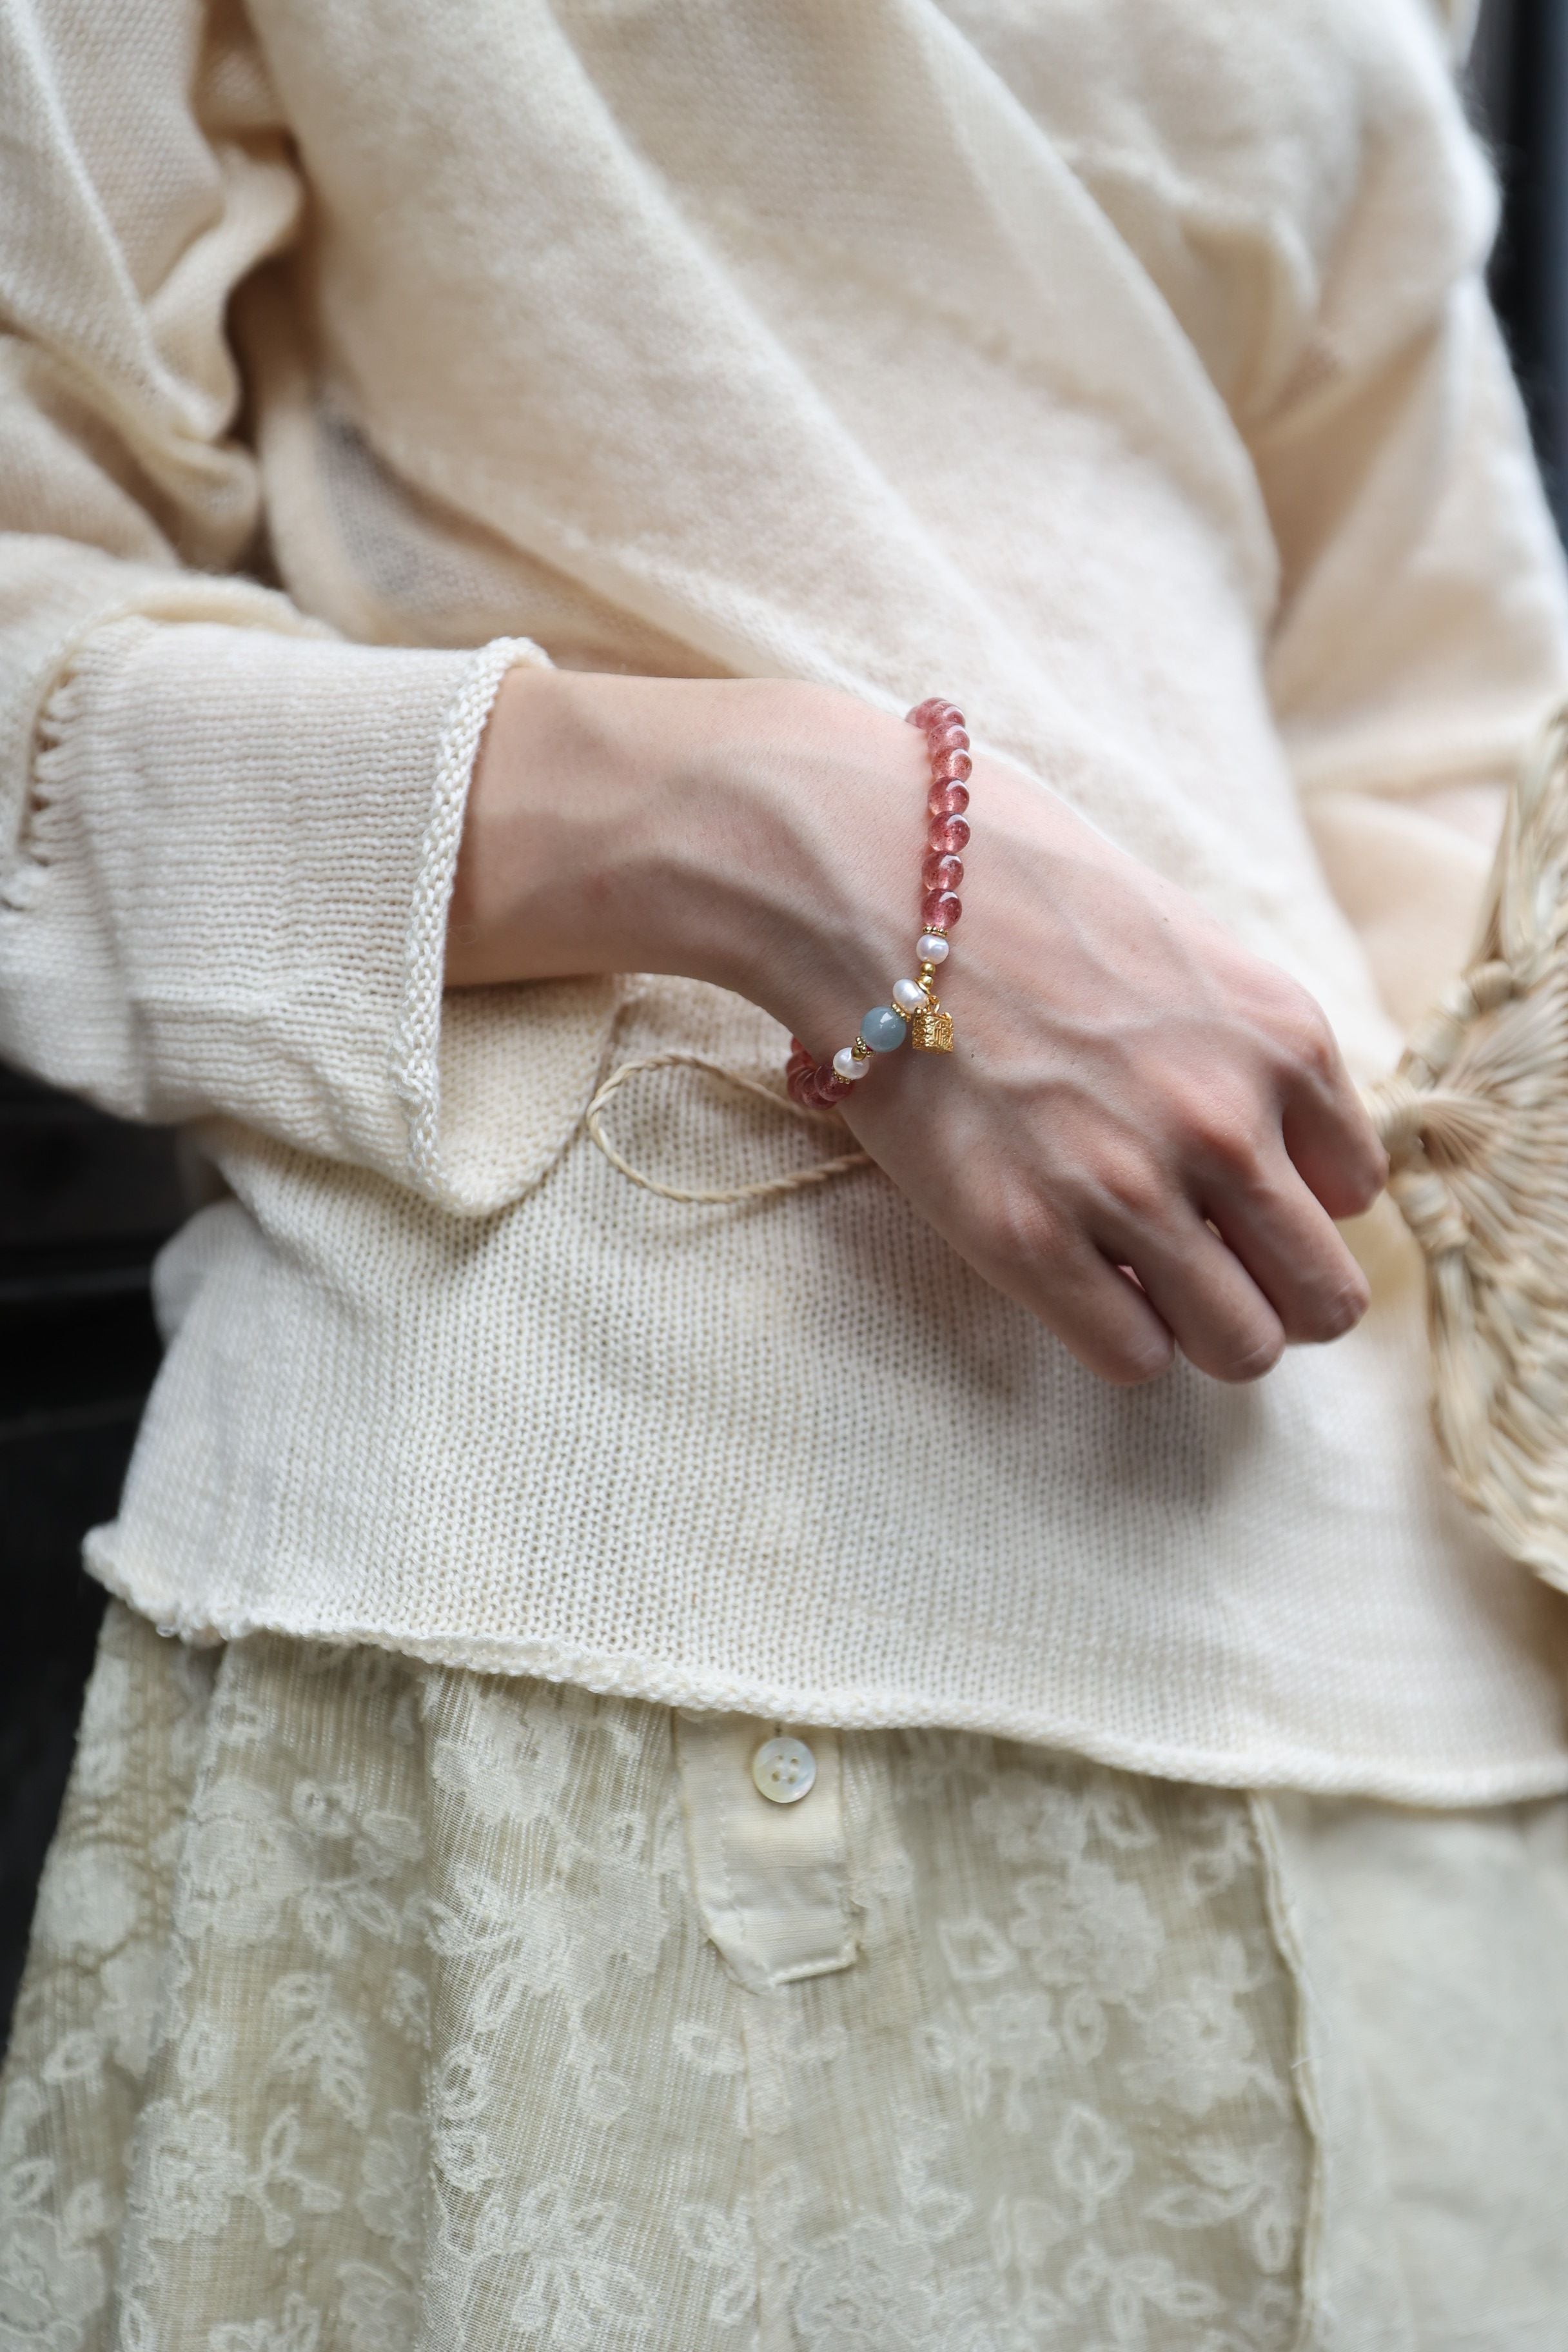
[[85, 1544, 1568, 1812]]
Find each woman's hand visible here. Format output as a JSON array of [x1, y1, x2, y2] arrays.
[[451, 668, 1387, 1384], [834, 754, 1386, 1384]]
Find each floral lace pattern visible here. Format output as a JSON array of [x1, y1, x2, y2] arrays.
[[1, 1605, 1312, 2349]]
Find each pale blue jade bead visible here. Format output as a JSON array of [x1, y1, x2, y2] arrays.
[[861, 1005, 908, 1052]]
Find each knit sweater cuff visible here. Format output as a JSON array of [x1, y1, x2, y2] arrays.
[[3, 616, 618, 1209]]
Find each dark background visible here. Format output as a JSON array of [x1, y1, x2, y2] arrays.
[[3, 5, 1567, 2044]]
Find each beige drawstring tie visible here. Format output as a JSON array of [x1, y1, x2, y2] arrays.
[[588, 702, 1568, 1586], [585, 1050, 870, 1206]]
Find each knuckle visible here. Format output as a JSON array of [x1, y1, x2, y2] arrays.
[[1086, 1146, 1169, 1231], [1342, 1145, 1389, 1216], [1179, 1090, 1269, 1188], [1309, 1122, 1389, 1222], [1211, 1320, 1286, 1384], [1268, 983, 1337, 1083], [979, 1184, 1070, 1271], [1305, 1271, 1371, 1343], [1101, 1332, 1175, 1388], [1271, 1233, 1373, 1346]]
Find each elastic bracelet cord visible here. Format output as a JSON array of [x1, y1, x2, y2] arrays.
[[584, 692, 972, 1206], [786, 696, 971, 1103]]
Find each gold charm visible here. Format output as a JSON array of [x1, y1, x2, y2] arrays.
[[910, 1004, 954, 1052]]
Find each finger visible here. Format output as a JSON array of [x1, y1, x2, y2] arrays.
[[1282, 1093, 1387, 1222], [1041, 1253, 1177, 1387], [1101, 1202, 1285, 1384], [980, 1228, 1176, 1387], [1275, 1024, 1387, 1221], [1203, 1148, 1370, 1344]]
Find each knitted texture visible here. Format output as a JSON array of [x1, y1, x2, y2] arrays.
[[5, 0, 1568, 1797], [392, 634, 554, 1208]]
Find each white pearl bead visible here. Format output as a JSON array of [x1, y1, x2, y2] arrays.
[[892, 977, 925, 1014], [917, 934, 950, 963], [832, 1046, 869, 1081]]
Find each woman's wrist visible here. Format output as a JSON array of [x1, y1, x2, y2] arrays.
[[446, 667, 915, 1039], [449, 661, 1387, 1389]]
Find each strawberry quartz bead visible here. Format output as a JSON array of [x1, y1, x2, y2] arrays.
[[814, 1070, 853, 1104], [930, 723, 968, 756], [922, 851, 964, 892], [908, 697, 952, 729], [931, 747, 973, 784], [788, 1046, 825, 1099], [922, 888, 963, 930], [929, 812, 971, 856], [928, 779, 970, 818]]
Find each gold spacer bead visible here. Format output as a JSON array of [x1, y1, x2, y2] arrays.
[[850, 1038, 871, 1060]]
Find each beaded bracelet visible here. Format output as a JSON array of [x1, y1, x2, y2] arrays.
[[785, 696, 971, 1108]]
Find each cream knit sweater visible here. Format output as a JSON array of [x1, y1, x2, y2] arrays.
[[5, 0, 1568, 1799]]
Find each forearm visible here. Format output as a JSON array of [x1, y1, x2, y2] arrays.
[[446, 667, 916, 1043]]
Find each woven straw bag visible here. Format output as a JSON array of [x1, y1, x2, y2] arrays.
[[1360, 703, 1568, 1583]]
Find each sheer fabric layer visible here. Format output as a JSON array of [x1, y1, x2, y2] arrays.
[[5, 1605, 1568, 2349]]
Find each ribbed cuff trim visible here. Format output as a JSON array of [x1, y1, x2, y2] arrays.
[[392, 634, 553, 1206]]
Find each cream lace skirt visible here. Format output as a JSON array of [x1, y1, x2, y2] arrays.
[[5, 1603, 1568, 2352]]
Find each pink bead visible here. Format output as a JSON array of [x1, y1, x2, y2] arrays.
[[931, 748, 973, 784], [921, 888, 963, 930], [907, 697, 952, 729], [926, 706, 965, 735], [930, 724, 969, 757], [928, 780, 970, 818], [928, 813, 970, 856], [814, 1070, 852, 1104], [787, 1067, 816, 1104], [922, 851, 963, 892]]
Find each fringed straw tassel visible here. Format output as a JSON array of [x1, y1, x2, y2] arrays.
[[1362, 700, 1568, 1585]]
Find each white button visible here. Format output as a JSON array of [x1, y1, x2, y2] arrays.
[[751, 1735, 817, 1805]]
